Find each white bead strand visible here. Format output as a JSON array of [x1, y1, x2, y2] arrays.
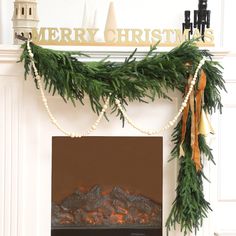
[[115, 57, 206, 135]]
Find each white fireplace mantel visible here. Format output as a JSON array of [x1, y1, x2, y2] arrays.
[[0, 45, 230, 236], [0, 44, 229, 62]]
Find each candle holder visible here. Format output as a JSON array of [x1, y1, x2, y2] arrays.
[[194, 0, 211, 41], [182, 10, 193, 40], [182, 0, 211, 41]]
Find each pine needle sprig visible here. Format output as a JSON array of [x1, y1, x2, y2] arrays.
[[166, 110, 214, 235], [20, 40, 219, 119]]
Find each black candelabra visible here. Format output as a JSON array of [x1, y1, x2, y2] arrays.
[[183, 0, 211, 41], [194, 0, 211, 40], [182, 10, 193, 39]]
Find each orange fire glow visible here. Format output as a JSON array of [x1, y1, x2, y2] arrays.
[[53, 186, 161, 226]]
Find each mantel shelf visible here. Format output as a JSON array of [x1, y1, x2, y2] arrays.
[[0, 44, 230, 63]]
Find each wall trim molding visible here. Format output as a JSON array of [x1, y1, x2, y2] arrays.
[[215, 232, 236, 236], [0, 45, 22, 63]]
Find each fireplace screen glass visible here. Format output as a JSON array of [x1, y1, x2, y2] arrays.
[[52, 137, 162, 230]]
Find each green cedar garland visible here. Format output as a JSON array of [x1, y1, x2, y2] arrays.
[[166, 115, 213, 234], [20, 40, 225, 235]]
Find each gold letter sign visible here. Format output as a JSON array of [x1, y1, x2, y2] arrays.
[[31, 27, 215, 47]]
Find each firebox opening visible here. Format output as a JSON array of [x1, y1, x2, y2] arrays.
[[52, 137, 163, 236]]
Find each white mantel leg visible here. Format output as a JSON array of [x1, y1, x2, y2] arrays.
[[0, 76, 22, 236]]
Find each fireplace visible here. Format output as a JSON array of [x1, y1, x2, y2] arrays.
[[51, 137, 163, 236]]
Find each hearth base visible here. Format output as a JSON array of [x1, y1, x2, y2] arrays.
[[51, 226, 162, 236]]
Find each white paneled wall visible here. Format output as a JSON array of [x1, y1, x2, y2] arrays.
[[1, 0, 236, 236], [213, 1, 236, 234], [213, 0, 236, 234]]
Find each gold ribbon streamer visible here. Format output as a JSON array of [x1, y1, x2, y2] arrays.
[[179, 70, 207, 172], [193, 70, 207, 171]]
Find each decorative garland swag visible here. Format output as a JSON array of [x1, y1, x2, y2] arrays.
[[20, 39, 225, 235]]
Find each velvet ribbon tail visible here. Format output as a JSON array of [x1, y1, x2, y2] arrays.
[[179, 70, 207, 172]]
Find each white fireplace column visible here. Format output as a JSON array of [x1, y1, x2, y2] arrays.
[[0, 47, 23, 236], [0, 45, 43, 236]]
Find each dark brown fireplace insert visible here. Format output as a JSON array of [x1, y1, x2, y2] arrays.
[[51, 137, 163, 236]]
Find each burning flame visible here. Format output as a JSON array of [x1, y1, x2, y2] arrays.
[[53, 185, 161, 226]]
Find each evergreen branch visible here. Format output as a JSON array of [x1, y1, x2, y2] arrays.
[[166, 153, 212, 235], [166, 111, 214, 235], [20, 40, 225, 120]]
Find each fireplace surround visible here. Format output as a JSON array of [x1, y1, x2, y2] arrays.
[[0, 46, 192, 236], [51, 137, 163, 236]]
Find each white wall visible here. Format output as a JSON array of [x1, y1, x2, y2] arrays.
[[0, 0, 223, 46], [0, 0, 13, 44], [212, 1, 236, 235]]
